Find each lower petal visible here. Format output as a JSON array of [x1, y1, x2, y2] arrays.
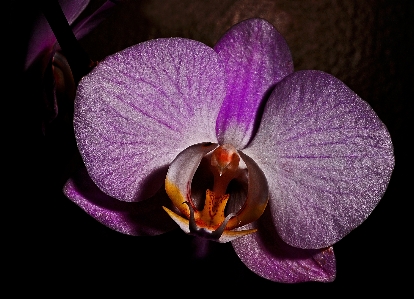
[[63, 167, 176, 236], [232, 208, 336, 283]]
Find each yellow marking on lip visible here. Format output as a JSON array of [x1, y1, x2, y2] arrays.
[[197, 189, 229, 229], [162, 206, 190, 233], [165, 178, 190, 218], [220, 228, 258, 243], [226, 199, 268, 230], [162, 206, 258, 243]]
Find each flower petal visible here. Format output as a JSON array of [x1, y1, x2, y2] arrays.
[[25, 0, 90, 70], [214, 18, 294, 149], [63, 167, 176, 236], [74, 38, 226, 202], [244, 70, 394, 249], [232, 208, 336, 283]]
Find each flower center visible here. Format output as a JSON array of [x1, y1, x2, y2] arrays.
[[193, 144, 240, 229], [163, 142, 269, 243]]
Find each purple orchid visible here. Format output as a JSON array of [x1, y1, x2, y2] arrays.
[[63, 18, 394, 283]]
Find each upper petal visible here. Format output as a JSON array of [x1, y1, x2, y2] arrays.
[[74, 38, 225, 202], [214, 18, 294, 149], [63, 167, 176, 236], [244, 70, 394, 249], [25, 0, 90, 70], [232, 208, 336, 283]]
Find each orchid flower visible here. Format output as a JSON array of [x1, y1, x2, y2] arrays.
[[63, 18, 394, 283]]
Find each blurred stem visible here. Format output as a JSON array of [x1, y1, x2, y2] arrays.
[[39, 0, 92, 83]]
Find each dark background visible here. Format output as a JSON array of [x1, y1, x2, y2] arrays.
[[9, 0, 412, 294]]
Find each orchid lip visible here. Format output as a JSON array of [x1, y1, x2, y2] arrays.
[[162, 205, 257, 243], [164, 143, 269, 242], [186, 201, 236, 241]]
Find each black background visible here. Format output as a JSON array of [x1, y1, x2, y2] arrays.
[[8, 0, 412, 295]]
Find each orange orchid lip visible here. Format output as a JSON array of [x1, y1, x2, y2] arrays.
[[162, 205, 257, 243]]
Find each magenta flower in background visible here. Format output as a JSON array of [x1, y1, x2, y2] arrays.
[[63, 18, 394, 283], [25, 0, 118, 70], [25, 0, 118, 131], [25, 0, 88, 70]]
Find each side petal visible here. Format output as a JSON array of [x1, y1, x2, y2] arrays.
[[232, 208, 336, 283], [25, 0, 90, 70], [63, 167, 176, 236], [214, 18, 294, 149], [74, 38, 225, 202], [244, 70, 394, 249]]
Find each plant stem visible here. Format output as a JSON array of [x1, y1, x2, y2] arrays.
[[39, 0, 92, 83]]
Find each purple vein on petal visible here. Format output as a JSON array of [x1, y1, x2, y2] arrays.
[[214, 18, 294, 149], [244, 70, 394, 249], [74, 38, 225, 202]]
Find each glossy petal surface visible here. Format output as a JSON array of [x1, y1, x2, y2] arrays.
[[244, 70, 394, 249], [214, 18, 293, 149], [74, 38, 225, 201], [25, 0, 90, 69], [232, 208, 336, 283], [63, 168, 176, 236]]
